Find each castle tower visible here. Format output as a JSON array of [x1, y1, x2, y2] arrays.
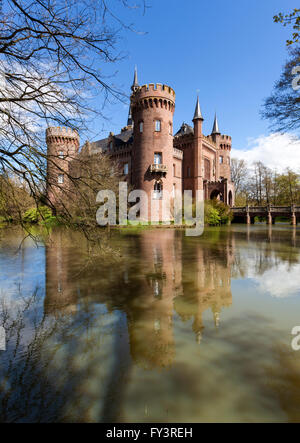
[[131, 80, 175, 218], [46, 127, 79, 207], [192, 96, 204, 199], [211, 113, 221, 179], [210, 115, 232, 181], [218, 135, 232, 181]]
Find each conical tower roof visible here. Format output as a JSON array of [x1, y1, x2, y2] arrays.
[[193, 96, 204, 120], [211, 113, 220, 135], [127, 104, 133, 127], [131, 66, 139, 91]]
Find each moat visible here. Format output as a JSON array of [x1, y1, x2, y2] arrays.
[[0, 225, 300, 422]]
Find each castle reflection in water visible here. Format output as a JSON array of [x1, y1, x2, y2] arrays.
[[45, 229, 235, 369], [44, 226, 300, 371]]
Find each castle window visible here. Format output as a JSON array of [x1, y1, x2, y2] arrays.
[[169, 123, 172, 135], [139, 122, 143, 133], [187, 166, 191, 177], [172, 183, 176, 197], [219, 155, 223, 164], [58, 151, 64, 159], [123, 163, 128, 175], [58, 174, 64, 184], [155, 120, 161, 132], [153, 181, 163, 200], [154, 152, 162, 165]]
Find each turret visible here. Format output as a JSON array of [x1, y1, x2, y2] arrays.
[[46, 126, 79, 207], [218, 134, 232, 181], [192, 96, 204, 198], [131, 66, 139, 92], [211, 113, 220, 137]]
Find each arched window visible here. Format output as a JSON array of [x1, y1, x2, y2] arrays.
[[228, 190, 233, 207], [154, 152, 162, 165], [155, 120, 161, 132], [58, 174, 64, 184], [139, 121, 143, 133], [153, 181, 163, 199]]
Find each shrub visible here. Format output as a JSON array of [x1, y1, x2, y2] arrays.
[[22, 206, 53, 224], [210, 199, 233, 224], [205, 203, 221, 226]]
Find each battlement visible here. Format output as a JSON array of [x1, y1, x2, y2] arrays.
[[132, 83, 175, 104], [46, 126, 79, 141], [140, 83, 175, 96], [220, 135, 231, 142]]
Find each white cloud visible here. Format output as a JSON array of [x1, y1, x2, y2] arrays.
[[252, 262, 300, 298], [232, 133, 300, 172]]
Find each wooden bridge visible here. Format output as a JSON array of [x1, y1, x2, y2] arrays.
[[232, 205, 300, 225]]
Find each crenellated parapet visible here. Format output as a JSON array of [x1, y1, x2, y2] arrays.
[[131, 83, 175, 112], [219, 134, 231, 151], [46, 126, 80, 148]]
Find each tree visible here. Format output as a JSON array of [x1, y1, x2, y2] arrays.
[[262, 46, 300, 133], [0, 0, 144, 226], [275, 169, 300, 205], [230, 158, 248, 195], [274, 9, 300, 46], [263, 8, 300, 132]]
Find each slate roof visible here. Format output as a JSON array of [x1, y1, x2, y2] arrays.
[[90, 128, 133, 153], [174, 122, 194, 137]]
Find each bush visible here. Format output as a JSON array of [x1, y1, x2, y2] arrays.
[[204, 200, 233, 226], [22, 206, 53, 224], [205, 204, 221, 226], [210, 199, 233, 224]]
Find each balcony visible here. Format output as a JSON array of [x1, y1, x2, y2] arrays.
[[150, 164, 168, 173], [173, 148, 183, 160]]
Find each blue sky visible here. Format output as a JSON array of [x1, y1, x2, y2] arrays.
[[88, 0, 299, 165]]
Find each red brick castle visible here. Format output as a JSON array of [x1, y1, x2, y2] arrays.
[[46, 68, 235, 210]]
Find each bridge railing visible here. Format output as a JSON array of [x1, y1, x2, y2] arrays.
[[232, 205, 300, 213]]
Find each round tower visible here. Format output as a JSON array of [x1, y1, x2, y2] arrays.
[[46, 127, 80, 206], [131, 83, 175, 216]]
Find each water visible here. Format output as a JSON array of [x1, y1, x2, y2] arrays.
[[0, 224, 300, 422]]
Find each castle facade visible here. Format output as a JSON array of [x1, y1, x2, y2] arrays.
[[46, 69, 235, 212]]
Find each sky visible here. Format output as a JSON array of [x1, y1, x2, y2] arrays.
[[88, 0, 300, 171]]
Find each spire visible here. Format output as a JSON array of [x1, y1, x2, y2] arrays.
[[211, 113, 220, 135], [131, 66, 139, 92], [127, 104, 133, 127], [193, 96, 203, 121]]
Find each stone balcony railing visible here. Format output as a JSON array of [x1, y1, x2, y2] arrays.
[[173, 148, 183, 159], [150, 164, 168, 173]]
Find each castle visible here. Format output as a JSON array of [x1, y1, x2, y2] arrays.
[[46, 68, 235, 212]]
